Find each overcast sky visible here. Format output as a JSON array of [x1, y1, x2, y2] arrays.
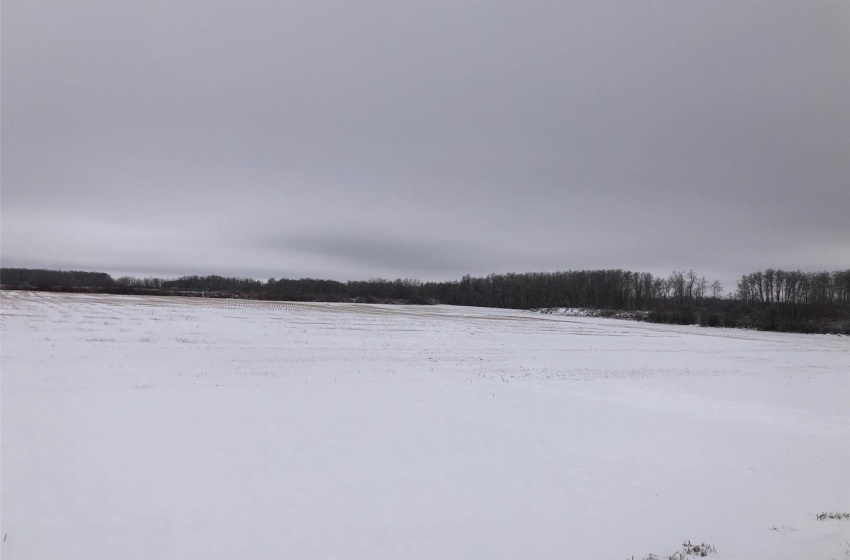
[[2, 1, 848, 289]]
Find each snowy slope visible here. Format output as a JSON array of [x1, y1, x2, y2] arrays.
[[2, 292, 848, 559]]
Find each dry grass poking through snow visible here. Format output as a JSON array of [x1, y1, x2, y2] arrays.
[[631, 540, 716, 560], [817, 512, 850, 521]]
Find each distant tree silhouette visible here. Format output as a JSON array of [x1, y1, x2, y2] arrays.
[[3, 266, 848, 333]]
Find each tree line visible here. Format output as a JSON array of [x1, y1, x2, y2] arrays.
[[736, 269, 850, 307], [2, 266, 848, 333]]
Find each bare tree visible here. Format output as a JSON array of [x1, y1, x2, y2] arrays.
[[710, 280, 723, 299]]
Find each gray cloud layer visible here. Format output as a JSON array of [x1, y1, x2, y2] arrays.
[[3, 1, 848, 288]]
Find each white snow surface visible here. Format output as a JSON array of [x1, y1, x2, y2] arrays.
[[2, 291, 849, 559]]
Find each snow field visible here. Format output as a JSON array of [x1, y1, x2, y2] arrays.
[[2, 291, 849, 559]]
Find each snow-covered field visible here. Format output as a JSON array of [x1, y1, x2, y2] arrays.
[[2, 291, 848, 559]]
